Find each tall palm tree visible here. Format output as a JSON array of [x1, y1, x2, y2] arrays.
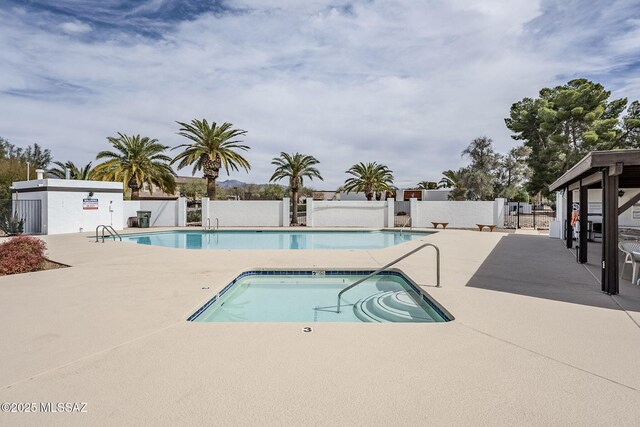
[[172, 119, 250, 199], [438, 170, 462, 189], [93, 133, 176, 200], [48, 161, 94, 180], [270, 152, 323, 226], [417, 180, 438, 190], [343, 162, 394, 201]]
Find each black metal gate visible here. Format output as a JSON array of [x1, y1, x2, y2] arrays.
[[0, 199, 42, 234], [186, 201, 201, 226], [503, 201, 555, 229], [394, 201, 411, 227]]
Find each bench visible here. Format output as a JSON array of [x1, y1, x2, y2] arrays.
[[476, 224, 495, 232], [431, 222, 449, 229]]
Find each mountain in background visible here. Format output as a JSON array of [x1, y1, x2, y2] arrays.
[[217, 179, 247, 188]]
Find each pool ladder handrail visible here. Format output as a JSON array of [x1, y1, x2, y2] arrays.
[[95, 225, 122, 243], [204, 217, 219, 231], [336, 242, 440, 313], [400, 215, 412, 235]]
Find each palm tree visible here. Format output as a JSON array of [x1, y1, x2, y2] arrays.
[[417, 180, 438, 190], [172, 119, 250, 199], [343, 162, 394, 201], [48, 161, 94, 180], [270, 152, 323, 226], [93, 133, 176, 200], [438, 170, 462, 189]]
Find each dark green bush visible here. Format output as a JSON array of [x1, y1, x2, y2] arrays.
[[0, 212, 24, 235]]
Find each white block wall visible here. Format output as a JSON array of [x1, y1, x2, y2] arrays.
[[414, 200, 504, 228], [123, 199, 186, 227], [309, 201, 388, 227], [208, 200, 287, 226]]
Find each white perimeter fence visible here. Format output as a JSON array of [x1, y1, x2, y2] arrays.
[[203, 198, 290, 227], [199, 198, 504, 229], [123, 199, 186, 228]]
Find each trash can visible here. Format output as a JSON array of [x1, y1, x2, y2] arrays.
[[137, 211, 151, 228]]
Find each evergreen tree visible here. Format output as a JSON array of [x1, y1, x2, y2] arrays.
[[21, 143, 52, 170], [506, 78, 637, 195]]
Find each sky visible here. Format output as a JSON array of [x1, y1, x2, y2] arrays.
[[1, 0, 640, 189]]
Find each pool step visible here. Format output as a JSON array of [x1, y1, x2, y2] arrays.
[[354, 291, 435, 323]]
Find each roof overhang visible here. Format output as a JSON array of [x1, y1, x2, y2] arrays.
[[549, 149, 640, 192]]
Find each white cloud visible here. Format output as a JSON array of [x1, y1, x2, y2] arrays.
[[0, 0, 639, 188], [59, 21, 92, 34]]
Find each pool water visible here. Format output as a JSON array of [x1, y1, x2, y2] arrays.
[[189, 271, 450, 323], [122, 230, 430, 250]]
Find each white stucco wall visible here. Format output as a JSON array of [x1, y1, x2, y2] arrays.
[[123, 199, 185, 227], [309, 201, 387, 227], [585, 188, 640, 227], [12, 179, 124, 234], [208, 200, 285, 226], [414, 200, 501, 228], [339, 192, 369, 201], [423, 190, 451, 201], [554, 188, 640, 239]]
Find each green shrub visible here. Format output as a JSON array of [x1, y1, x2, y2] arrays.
[[0, 236, 47, 275], [0, 213, 24, 235], [187, 210, 201, 223]]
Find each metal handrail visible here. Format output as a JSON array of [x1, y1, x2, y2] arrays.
[[400, 215, 411, 235], [336, 242, 440, 313], [204, 218, 219, 231], [95, 225, 122, 243]]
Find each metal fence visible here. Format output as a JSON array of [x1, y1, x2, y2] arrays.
[[503, 201, 555, 229], [186, 202, 201, 226], [394, 201, 411, 227], [0, 199, 42, 234]]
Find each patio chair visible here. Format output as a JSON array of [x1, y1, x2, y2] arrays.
[[619, 241, 640, 284]]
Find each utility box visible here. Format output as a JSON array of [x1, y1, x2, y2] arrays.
[[137, 211, 151, 228]]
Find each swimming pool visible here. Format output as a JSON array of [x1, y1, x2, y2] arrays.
[[122, 230, 431, 250], [189, 270, 450, 323]]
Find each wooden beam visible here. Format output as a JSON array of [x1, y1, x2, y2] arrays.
[[592, 150, 640, 167], [550, 149, 640, 192], [619, 192, 640, 215], [567, 171, 602, 191], [579, 184, 588, 263], [550, 153, 594, 191], [609, 162, 623, 176], [602, 169, 619, 294]]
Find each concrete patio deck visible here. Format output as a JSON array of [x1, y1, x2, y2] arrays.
[[1, 229, 639, 426]]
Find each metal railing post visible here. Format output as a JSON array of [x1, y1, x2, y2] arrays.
[[336, 242, 440, 313]]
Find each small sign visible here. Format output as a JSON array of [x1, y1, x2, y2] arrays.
[[83, 198, 98, 210]]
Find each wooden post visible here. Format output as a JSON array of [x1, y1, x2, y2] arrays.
[[566, 189, 573, 248], [579, 183, 588, 263], [601, 169, 619, 294]]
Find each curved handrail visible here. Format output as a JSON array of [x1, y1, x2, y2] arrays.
[[204, 218, 219, 231], [400, 216, 411, 235], [336, 242, 440, 313], [95, 225, 122, 243]]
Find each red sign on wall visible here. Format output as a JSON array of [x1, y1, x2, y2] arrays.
[[83, 198, 98, 210]]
